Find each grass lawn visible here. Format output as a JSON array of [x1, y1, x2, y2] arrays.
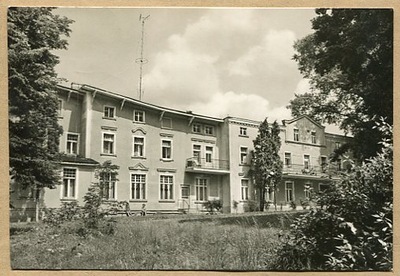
[[10, 211, 301, 270]]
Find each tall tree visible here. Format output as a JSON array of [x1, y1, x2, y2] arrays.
[[251, 119, 283, 211], [288, 9, 393, 160], [8, 8, 73, 220]]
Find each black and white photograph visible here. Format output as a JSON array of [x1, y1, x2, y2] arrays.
[[5, 4, 394, 272]]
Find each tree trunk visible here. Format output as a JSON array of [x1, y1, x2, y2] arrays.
[[259, 186, 265, 211], [35, 187, 40, 222]]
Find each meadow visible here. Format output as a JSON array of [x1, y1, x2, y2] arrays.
[[10, 212, 300, 270]]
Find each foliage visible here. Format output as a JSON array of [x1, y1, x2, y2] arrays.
[[232, 200, 239, 213], [273, 121, 392, 270], [289, 201, 296, 210], [250, 119, 283, 211], [8, 8, 73, 191], [82, 161, 120, 230], [203, 199, 223, 214], [245, 200, 259, 212], [299, 199, 309, 210], [288, 9, 393, 160], [42, 201, 81, 227]]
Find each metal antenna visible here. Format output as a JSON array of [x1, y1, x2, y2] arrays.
[[136, 14, 150, 101]]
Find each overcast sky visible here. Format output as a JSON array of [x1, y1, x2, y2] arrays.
[[54, 8, 320, 125]]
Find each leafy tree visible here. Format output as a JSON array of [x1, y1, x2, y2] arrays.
[[288, 9, 393, 160], [8, 8, 73, 220], [251, 119, 283, 211], [273, 119, 393, 270], [83, 161, 119, 229]]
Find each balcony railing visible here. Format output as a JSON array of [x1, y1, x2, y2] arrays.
[[283, 163, 343, 177], [186, 157, 230, 171]]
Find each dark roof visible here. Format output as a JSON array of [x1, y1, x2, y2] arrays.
[[61, 155, 99, 166]]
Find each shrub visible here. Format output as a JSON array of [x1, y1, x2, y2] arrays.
[[203, 199, 223, 214], [289, 201, 296, 210], [299, 199, 309, 210], [43, 201, 81, 227], [273, 120, 393, 270], [246, 200, 259, 212]]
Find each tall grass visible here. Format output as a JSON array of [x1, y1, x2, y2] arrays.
[[11, 214, 285, 270]]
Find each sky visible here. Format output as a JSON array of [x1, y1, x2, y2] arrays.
[[53, 8, 328, 128]]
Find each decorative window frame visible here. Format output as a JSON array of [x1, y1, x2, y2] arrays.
[[129, 172, 147, 201], [132, 135, 146, 158]]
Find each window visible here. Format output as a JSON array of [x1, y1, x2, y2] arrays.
[[304, 154, 311, 169], [62, 168, 76, 199], [160, 175, 174, 200], [131, 174, 146, 200], [161, 117, 172, 129], [66, 133, 79, 155], [100, 172, 117, 200], [285, 181, 294, 202], [195, 178, 208, 201], [311, 131, 316, 144], [193, 144, 201, 162], [284, 152, 292, 167], [181, 186, 190, 199], [133, 136, 145, 157], [265, 186, 274, 202], [241, 179, 249, 201], [133, 110, 145, 123], [205, 146, 213, 163], [192, 124, 201, 133], [240, 147, 248, 164], [294, 128, 299, 141], [102, 133, 115, 155], [204, 125, 214, 135], [161, 140, 172, 160], [104, 106, 115, 118], [335, 142, 341, 150], [240, 127, 247, 136]]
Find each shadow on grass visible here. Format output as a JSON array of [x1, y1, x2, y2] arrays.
[[178, 211, 307, 229]]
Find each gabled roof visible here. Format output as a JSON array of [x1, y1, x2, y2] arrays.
[[58, 83, 224, 124], [282, 115, 325, 129]]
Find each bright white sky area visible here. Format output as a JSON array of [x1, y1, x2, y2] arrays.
[[53, 8, 342, 133]]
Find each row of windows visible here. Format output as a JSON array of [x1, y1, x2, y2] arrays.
[[284, 181, 330, 202], [61, 168, 212, 202], [103, 105, 216, 135], [284, 153, 342, 169]]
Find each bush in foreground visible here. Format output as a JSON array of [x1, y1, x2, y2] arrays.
[[273, 120, 393, 270]]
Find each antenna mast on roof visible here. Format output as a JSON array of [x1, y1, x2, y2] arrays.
[[136, 14, 150, 101]]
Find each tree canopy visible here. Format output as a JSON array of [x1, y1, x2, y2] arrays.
[[8, 8, 73, 190], [288, 9, 393, 160], [251, 119, 283, 211]]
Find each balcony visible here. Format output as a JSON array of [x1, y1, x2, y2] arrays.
[[185, 157, 230, 175], [282, 163, 343, 179]]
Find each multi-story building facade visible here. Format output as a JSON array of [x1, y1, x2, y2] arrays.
[[10, 84, 352, 220]]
